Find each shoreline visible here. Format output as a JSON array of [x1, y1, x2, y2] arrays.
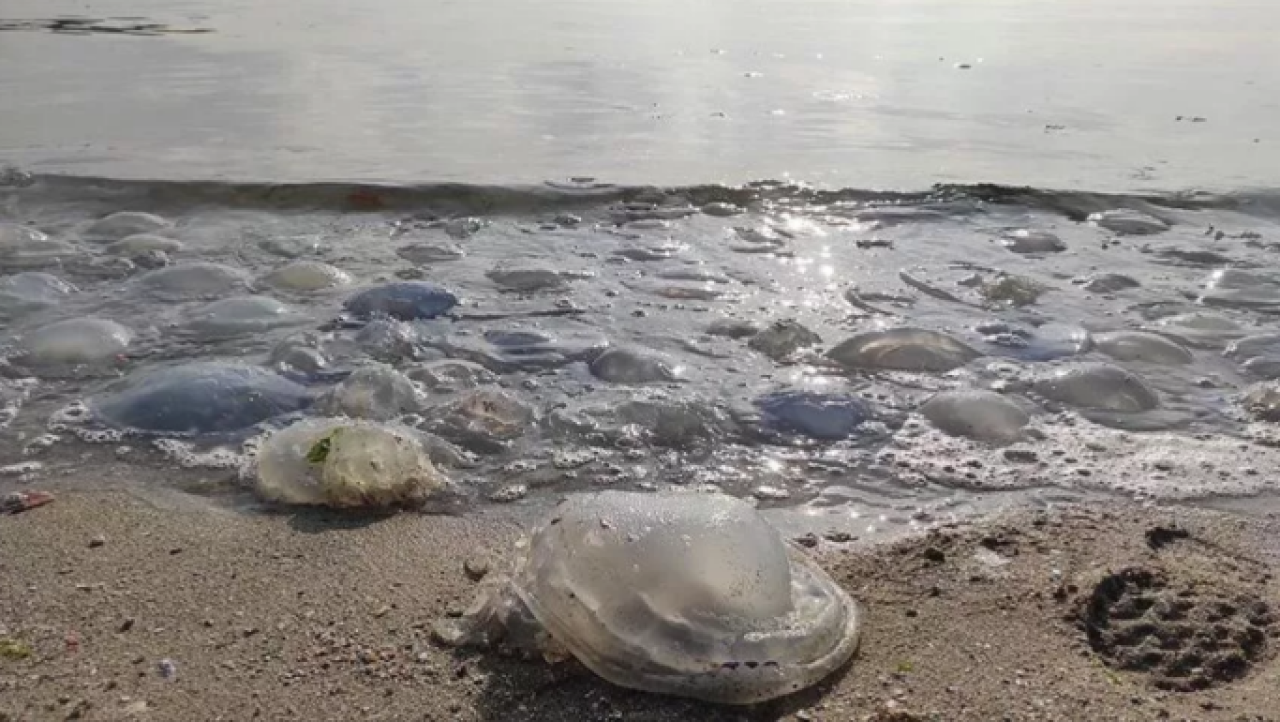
[[3, 489, 1279, 721]]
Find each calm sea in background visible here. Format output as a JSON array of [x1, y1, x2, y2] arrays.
[[1, 0, 1277, 190]]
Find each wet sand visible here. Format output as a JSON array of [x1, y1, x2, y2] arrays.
[[3, 489, 1279, 722]]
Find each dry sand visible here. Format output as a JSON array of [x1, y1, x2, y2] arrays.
[[3, 488, 1280, 722]]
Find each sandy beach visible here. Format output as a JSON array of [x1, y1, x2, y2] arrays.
[[2, 489, 1278, 722], [2, 0, 1279, 719]]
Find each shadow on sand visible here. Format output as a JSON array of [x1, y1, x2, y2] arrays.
[[457, 647, 850, 722]]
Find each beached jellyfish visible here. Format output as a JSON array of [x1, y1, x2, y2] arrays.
[[83, 211, 173, 241], [827, 327, 981, 373], [254, 418, 450, 508], [317, 363, 424, 420], [135, 262, 251, 300], [1094, 331, 1193, 365], [1087, 209, 1168, 235], [748, 320, 822, 361], [343, 282, 458, 321], [1000, 229, 1065, 254], [105, 233, 185, 256], [1032, 363, 1158, 412], [16, 317, 132, 369], [438, 490, 861, 704], [920, 390, 1030, 444], [755, 390, 874, 441], [90, 362, 311, 435], [259, 260, 351, 292], [588, 347, 682, 383], [183, 296, 308, 340]]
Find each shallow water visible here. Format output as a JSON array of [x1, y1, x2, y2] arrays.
[[4, 174, 1280, 540], [1, 0, 1277, 189]]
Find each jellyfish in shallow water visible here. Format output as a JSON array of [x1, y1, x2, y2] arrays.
[[755, 390, 874, 441], [134, 262, 250, 300], [920, 389, 1030, 444], [89, 362, 311, 435], [826, 327, 981, 373], [259, 260, 351, 292], [183, 296, 307, 340], [16, 317, 132, 369], [1093, 331, 1193, 365], [588, 347, 682, 383], [438, 490, 861, 704], [83, 211, 173, 242], [1032, 363, 1158, 412], [343, 282, 458, 321]]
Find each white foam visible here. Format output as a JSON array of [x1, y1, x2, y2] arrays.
[[0, 461, 43, 477], [152, 439, 247, 470], [890, 413, 1280, 500]]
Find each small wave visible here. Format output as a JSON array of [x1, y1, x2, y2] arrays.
[[5, 169, 1279, 219]]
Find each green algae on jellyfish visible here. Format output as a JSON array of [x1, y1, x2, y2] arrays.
[[438, 490, 860, 704], [254, 418, 451, 508]]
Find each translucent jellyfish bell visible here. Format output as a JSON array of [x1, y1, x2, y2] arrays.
[[445, 491, 860, 704]]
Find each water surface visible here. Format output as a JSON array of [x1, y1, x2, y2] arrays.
[[1, 0, 1277, 189]]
